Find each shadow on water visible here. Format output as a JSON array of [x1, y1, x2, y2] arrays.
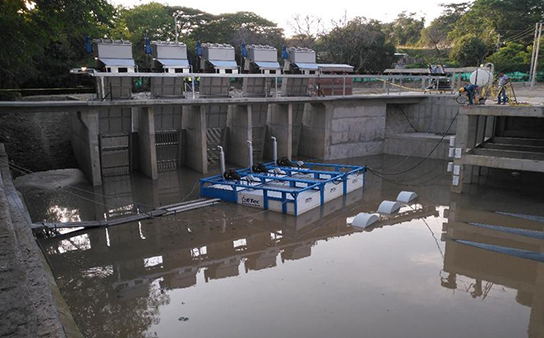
[[22, 155, 544, 338]]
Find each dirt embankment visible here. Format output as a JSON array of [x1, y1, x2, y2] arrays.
[[0, 111, 77, 173]]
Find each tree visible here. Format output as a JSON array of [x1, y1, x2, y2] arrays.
[[0, 0, 41, 89], [0, 0, 116, 89], [449, 0, 544, 45], [287, 14, 324, 49], [383, 12, 425, 46], [194, 11, 284, 48], [420, 3, 470, 51], [450, 36, 489, 66], [113, 3, 176, 67], [320, 17, 396, 72]]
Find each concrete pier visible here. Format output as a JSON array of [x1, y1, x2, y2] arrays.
[[137, 107, 158, 180], [71, 110, 102, 186], [185, 105, 208, 173], [265, 103, 293, 160], [227, 104, 253, 167]]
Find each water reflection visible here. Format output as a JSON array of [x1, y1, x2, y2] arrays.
[[442, 191, 544, 338], [31, 156, 544, 338]]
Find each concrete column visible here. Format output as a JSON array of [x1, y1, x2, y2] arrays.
[[475, 115, 487, 146], [137, 107, 158, 180], [265, 103, 292, 160], [185, 105, 208, 173], [70, 109, 102, 186], [292, 103, 305, 157], [452, 112, 478, 193], [298, 102, 330, 159], [250, 104, 269, 162], [484, 116, 495, 140], [227, 104, 252, 167]]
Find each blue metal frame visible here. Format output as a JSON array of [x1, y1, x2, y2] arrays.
[[200, 162, 366, 216]]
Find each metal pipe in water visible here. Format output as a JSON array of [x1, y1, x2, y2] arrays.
[[217, 146, 226, 175], [247, 141, 253, 168], [271, 136, 277, 164]]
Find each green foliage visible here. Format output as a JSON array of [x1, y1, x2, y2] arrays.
[[449, 0, 544, 44], [2, 0, 542, 90], [192, 12, 284, 52], [0, 0, 116, 88], [450, 36, 489, 66], [420, 3, 469, 50], [30, 0, 116, 87], [320, 18, 395, 72], [383, 12, 425, 46], [485, 42, 531, 72], [112, 4, 284, 68], [0, 0, 41, 88]]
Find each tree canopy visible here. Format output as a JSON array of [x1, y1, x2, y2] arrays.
[[321, 17, 395, 72], [1, 0, 543, 90]]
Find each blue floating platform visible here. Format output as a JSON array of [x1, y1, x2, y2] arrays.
[[200, 162, 366, 216]]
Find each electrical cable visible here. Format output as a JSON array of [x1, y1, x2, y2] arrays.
[[368, 111, 459, 176], [502, 26, 534, 42]]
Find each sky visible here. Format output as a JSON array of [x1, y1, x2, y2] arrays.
[[109, 0, 469, 36]]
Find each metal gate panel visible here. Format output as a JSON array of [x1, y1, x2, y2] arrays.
[[100, 133, 131, 177], [206, 128, 226, 167], [156, 130, 181, 171]]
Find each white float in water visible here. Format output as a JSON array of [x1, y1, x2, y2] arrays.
[[377, 200, 401, 214], [352, 213, 380, 229], [396, 191, 418, 203]]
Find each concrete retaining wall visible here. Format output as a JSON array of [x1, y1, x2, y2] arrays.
[[384, 96, 459, 159], [299, 100, 387, 160], [386, 96, 459, 136], [384, 133, 451, 160], [0, 144, 84, 338]]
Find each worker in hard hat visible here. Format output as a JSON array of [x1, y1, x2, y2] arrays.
[[459, 84, 479, 105], [497, 72, 509, 104]]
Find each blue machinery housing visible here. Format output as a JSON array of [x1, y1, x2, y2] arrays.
[[200, 162, 366, 216]]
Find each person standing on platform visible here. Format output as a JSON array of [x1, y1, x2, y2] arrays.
[[497, 72, 509, 104]]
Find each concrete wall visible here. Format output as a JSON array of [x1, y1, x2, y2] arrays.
[[384, 133, 450, 160], [386, 96, 459, 136], [326, 100, 387, 159], [0, 111, 77, 172], [298, 100, 388, 160], [384, 96, 460, 160], [0, 144, 83, 338], [70, 110, 102, 186]]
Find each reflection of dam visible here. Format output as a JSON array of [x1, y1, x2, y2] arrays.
[[42, 182, 442, 302], [443, 196, 544, 338], [43, 189, 365, 297]]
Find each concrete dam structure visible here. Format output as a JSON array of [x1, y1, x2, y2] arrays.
[[0, 91, 460, 187]]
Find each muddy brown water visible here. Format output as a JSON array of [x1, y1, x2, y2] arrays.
[[22, 155, 544, 338]]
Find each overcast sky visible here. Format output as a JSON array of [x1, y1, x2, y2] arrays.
[[109, 0, 468, 36]]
